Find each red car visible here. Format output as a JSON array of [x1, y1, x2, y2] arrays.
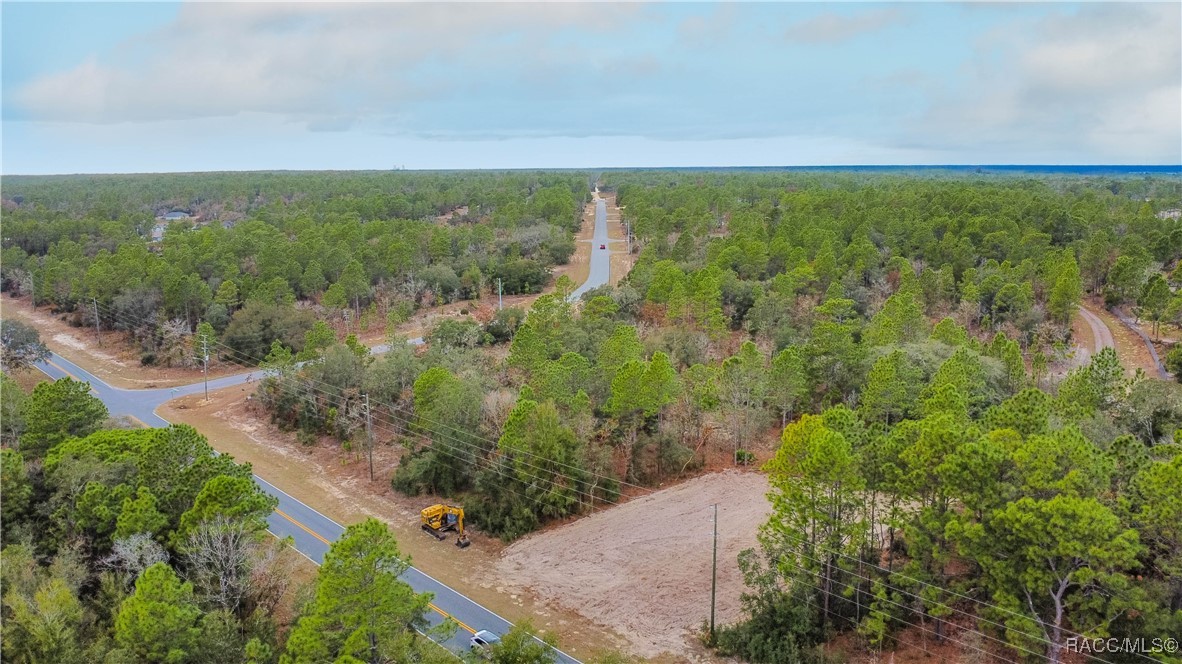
[[599, 244, 606, 250]]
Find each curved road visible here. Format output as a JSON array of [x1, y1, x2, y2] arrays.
[[24, 189, 613, 658], [27, 200, 619, 660], [1078, 305, 1115, 353], [35, 352, 580, 660]]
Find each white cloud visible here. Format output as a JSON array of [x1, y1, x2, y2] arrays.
[[13, 3, 639, 126], [784, 8, 906, 44], [916, 3, 1181, 162]]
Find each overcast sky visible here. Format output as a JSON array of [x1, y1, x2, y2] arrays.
[[2, 1, 1179, 174]]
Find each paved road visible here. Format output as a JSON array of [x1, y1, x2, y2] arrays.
[[569, 196, 612, 301], [24, 192, 614, 657], [34, 352, 582, 662]]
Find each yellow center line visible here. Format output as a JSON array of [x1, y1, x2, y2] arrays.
[[45, 360, 98, 394], [429, 602, 476, 635], [43, 351, 480, 645], [273, 508, 331, 545]]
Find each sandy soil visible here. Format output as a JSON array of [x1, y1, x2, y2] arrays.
[[1067, 305, 1115, 374], [1082, 300, 1159, 376], [8, 368, 48, 393], [495, 470, 771, 660], [159, 385, 630, 658], [603, 192, 635, 286], [1075, 306, 1112, 354], [354, 200, 601, 348], [1, 295, 246, 389]]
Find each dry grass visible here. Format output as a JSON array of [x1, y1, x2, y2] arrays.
[[1, 295, 244, 388], [1083, 300, 1160, 376], [159, 385, 627, 659]]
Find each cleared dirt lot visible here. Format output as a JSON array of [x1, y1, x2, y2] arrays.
[[496, 470, 771, 659], [160, 385, 632, 658]]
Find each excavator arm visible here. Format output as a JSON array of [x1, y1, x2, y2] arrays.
[[420, 504, 470, 548]]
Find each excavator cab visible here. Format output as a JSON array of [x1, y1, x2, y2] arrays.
[[421, 504, 470, 548]]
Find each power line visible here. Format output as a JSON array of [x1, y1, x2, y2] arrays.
[[85, 296, 1154, 660], [773, 552, 1034, 664], [767, 525, 1157, 663], [773, 541, 1058, 663], [254, 361, 1143, 664], [92, 296, 658, 502]]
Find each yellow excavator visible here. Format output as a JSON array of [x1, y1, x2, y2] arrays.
[[421, 504, 470, 548]]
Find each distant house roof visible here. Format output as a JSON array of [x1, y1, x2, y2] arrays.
[[163, 211, 190, 220]]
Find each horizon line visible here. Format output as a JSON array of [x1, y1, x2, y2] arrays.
[[5, 164, 1182, 178]]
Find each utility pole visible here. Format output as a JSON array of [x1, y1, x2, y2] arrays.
[[201, 334, 210, 401], [92, 298, 102, 347], [497, 278, 503, 311], [710, 503, 718, 641], [364, 393, 374, 481]]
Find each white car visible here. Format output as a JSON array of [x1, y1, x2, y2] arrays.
[[471, 629, 501, 651]]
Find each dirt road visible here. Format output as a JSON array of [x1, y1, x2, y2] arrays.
[[1081, 302, 1165, 377], [1078, 305, 1115, 353]]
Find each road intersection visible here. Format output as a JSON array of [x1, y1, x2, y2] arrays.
[[24, 191, 617, 659]]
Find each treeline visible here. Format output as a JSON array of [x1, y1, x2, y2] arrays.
[[0, 374, 580, 663], [714, 347, 1182, 664], [251, 173, 1182, 548], [614, 172, 1182, 353], [6, 170, 1182, 662], [0, 375, 294, 662], [1, 170, 593, 226], [1, 171, 588, 365]]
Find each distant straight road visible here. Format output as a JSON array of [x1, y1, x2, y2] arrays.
[[24, 189, 614, 659], [35, 356, 584, 661], [569, 195, 612, 301]]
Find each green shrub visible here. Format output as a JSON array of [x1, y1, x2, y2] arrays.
[[1165, 346, 1182, 382]]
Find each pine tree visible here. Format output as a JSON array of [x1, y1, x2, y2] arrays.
[[948, 496, 1141, 664], [864, 291, 927, 346], [19, 378, 109, 458], [767, 346, 809, 427], [1048, 255, 1083, 325], [1139, 274, 1171, 339], [861, 350, 921, 425], [281, 519, 433, 663], [174, 476, 277, 544], [114, 563, 203, 663], [115, 487, 170, 541], [214, 279, 241, 310], [930, 317, 969, 347], [764, 413, 865, 626], [0, 448, 31, 526]]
